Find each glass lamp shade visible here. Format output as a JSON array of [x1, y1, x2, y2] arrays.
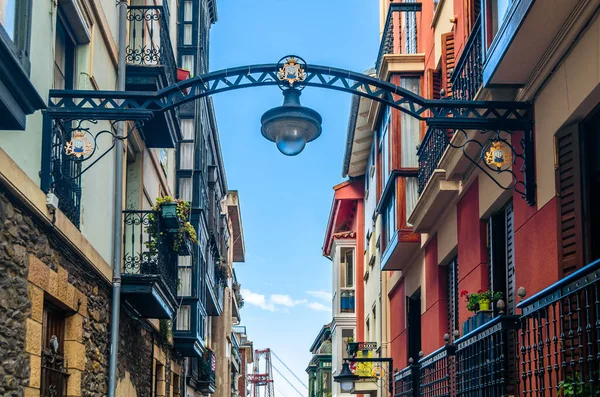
[[340, 381, 354, 393], [333, 362, 358, 393], [261, 89, 322, 156]]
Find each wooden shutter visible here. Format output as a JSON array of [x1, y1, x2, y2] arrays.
[[555, 124, 584, 276], [427, 69, 442, 100], [441, 33, 455, 98], [505, 203, 515, 314], [446, 257, 458, 334]]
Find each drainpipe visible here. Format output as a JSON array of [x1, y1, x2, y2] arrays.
[[107, 1, 128, 396]]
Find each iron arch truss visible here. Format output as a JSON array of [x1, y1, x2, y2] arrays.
[[43, 58, 536, 205]]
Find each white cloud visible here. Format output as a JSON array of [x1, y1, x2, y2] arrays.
[[306, 302, 331, 312], [271, 294, 307, 307], [242, 289, 275, 312], [306, 290, 332, 302]]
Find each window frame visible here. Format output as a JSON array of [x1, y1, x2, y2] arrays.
[[0, 0, 33, 70]]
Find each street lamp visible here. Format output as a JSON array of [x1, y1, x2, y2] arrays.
[[333, 361, 359, 392], [260, 88, 322, 156]]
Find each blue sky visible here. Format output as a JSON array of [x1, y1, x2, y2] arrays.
[[210, 2, 378, 397]]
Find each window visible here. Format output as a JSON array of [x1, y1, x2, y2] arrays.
[[400, 77, 420, 167], [488, 202, 515, 314], [371, 305, 377, 341], [54, 12, 76, 90], [172, 373, 181, 397], [178, 255, 193, 296], [400, 76, 421, 222], [402, 0, 417, 54], [176, 305, 191, 331], [341, 329, 354, 359], [159, 149, 168, 175], [489, 0, 512, 38], [0, 0, 32, 58], [180, 54, 195, 74], [1, 0, 17, 40], [178, 177, 192, 202], [382, 193, 396, 250], [407, 289, 421, 362], [378, 108, 391, 188], [155, 362, 166, 397], [41, 304, 68, 397], [340, 248, 354, 288]]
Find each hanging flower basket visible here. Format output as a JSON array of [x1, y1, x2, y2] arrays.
[[160, 202, 179, 230], [146, 196, 198, 255]]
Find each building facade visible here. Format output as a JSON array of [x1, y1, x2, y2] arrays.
[[306, 324, 332, 397], [322, 180, 364, 397], [336, 0, 600, 395], [0, 1, 253, 396]]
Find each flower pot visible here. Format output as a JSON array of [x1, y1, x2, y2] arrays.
[[478, 299, 491, 312], [161, 202, 179, 230]]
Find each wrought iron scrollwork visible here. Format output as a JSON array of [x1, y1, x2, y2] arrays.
[[433, 127, 535, 204], [122, 210, 178, 296]]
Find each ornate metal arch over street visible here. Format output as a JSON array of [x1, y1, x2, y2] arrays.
[[42, 55, 536, 205]]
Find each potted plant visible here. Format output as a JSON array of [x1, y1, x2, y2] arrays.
[[461, 289, 503, 334], [215, 259, 230, 287], [558, 374, 600, 396], [146, 196, 198, 256]]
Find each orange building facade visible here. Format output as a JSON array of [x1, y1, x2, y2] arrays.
[[338, 0, 600, 395]]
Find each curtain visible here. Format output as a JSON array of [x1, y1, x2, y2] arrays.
[[179, 142, 194, 169], [178, 177, 192, 202], [178, 256, 192, 296], [401, 77, 420, 168], [406, 177, 419, 223], [176, 305, 191, 331], [403, 0, 417, 54]]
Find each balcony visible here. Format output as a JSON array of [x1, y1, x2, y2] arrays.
[[125, 5, 180, 148], [188, 350, 217, 394], [121, 210, 178, 319], [375, 2, 424, 80], [393, 316, 518, 397], [206, 265, 225, 316], [481, 0, 596, 89], [0, 16, 45, 129], [451, 16, 483, 101], [409, 127, 459, 233], [518, 258, 600, 396]]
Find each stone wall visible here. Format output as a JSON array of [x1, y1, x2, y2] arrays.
[[0, 190, 182, 396]]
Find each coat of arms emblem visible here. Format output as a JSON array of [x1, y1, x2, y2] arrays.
[[65, 130, 94, 158], [485, 141, 512, 170], [277, 57, 306, 86]]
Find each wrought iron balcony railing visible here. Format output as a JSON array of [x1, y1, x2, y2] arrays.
[[417, 127, 452, 194], [375, 2, 419, 74], [454, 315, 519, 396], [122, 210, 178, 297], [394, 362, 420, 397], [419, 343, 456, 397], [126, 5, 177, 85], [518, 259, 600, 397], [189, 349, 217, 393], [451, 15, 482, 100], [43, 119, 82, 228], [346, 342, 378, 357]]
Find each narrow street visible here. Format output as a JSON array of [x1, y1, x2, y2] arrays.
[[0, 1, 599, 397]]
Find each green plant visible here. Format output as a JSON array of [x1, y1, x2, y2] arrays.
[[159, 319, 173, 347], [461, 290, 503, 312], [558, 374, 600, 397], [146, 196, 198, 253], [215, 261, 230, 287]]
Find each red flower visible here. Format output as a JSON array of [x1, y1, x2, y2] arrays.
[[477, 289, 484, 294], [460, 290, 469, 297]]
